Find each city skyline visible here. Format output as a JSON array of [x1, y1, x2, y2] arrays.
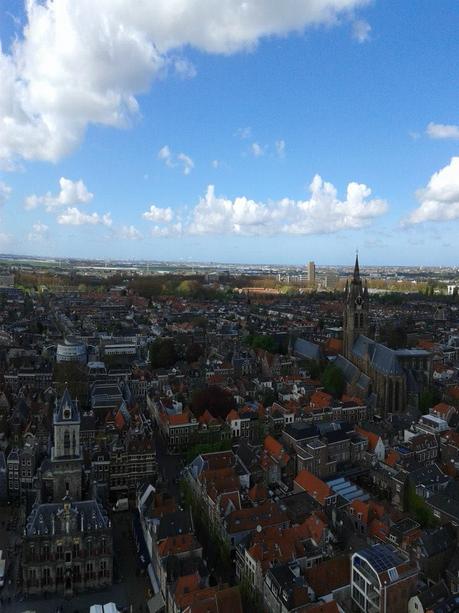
[[0, 1, 459, 265]]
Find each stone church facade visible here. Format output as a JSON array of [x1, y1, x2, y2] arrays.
[[338, 256, 432, 416]]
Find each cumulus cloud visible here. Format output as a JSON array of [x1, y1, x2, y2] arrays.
[[177, 153, 194, 175], [0, 0, 368, 164], [119, 225, 143, 240], [275, 139, 286, 158], [352, 19, 371, 43], [173, 57, 197, 79], [57, 207, 112, 226], [235, 127, 252, 140], [407, 157, 459, 224], [151, 222, 183, 237], [251, 142, 265, 157], [0, 182, 12, 206], [170, 175, 387, 236], [28, 221, 49, 241], [25, 177, 93, 211], [142, 204, 174, 223], [158, 146, 174, 168], [426, 122, 459, 140], [158, 145, 194, 175]]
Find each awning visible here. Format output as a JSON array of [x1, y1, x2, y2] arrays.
[[147, 563, 161, 594], [148, 592, 165, 613], [132, 510, 151, 568]]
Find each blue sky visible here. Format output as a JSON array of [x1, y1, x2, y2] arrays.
[[0, 0, 458, 265]]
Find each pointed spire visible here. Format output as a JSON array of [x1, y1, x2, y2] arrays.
[[353, 250, 360, 281]]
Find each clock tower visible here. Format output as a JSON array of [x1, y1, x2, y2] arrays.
[[343, 253, 369, 359]]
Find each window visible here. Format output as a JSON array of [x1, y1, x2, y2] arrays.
[[64, 431, 70, 454]]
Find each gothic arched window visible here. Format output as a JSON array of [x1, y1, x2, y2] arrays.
[[64, 431, 70, 454]]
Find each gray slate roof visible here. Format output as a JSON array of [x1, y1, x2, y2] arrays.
[[293, 338, 321, 361], [352, 335, 404, 376], [55, 388, 80, 423], [26, 499, 109, 537]]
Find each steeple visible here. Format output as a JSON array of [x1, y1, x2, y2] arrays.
[[353, 251, 360, 282], [343, 251, 369, 359]]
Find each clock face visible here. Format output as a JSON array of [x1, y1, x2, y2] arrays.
[[355, 296, 363, 307]]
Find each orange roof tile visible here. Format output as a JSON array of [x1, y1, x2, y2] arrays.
[[294, 470, 332, 506], [355, 426, 381, 452], [168, 412, 191, 426], [305, 557, 350, 597], [432, 402, 456, 417], [226, 409, 240, 422], [384, 450, 400, 467], [310, 390, 333, 409]]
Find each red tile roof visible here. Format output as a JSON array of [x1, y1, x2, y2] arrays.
[[355, 426, 381, 452], [310, 390, 333, 409], [305, 557, 350, 597], [294, 470, 333, 506]]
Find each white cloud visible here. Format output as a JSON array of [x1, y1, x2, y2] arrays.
[[183, 176, 387, 236], [0, 0, 367, 164], [57, 207, 112, 226], [251, 142, 265, 157], [177, 152, 194, 175], [235, 127, 252, 140], [158, 145, 174, 168], [352, 19, 371, 43], [173, 57, 197, 79], [212, 160, 220, 169], [151, 222, 183, 238], [0, 182, 12, 206], [25, 177, 93, 211], [142, 204, 173, 223], [426, 122, 459, 140], [407, 157, 459, 224], [119, 224, 143, 240], [158, 145, 194, 175], [275, 139, 286, 158], [28, 221, 49, 241]]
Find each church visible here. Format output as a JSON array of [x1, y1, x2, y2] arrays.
[[335, 255, 432, 416]]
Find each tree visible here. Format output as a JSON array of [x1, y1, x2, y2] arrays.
[[419, 387, 441, 413], [246, 334, 278, 353], [191, 385, 236, 419], [321, 363, 345, 398], [381, 324, 407, 349], [149, 338, 178, 369], [404, 482, 438, 528], [185, 342, 204, 364], [261, 387, 276, 407]]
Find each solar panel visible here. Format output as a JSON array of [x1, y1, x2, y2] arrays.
[[358, 545, 404, 573]]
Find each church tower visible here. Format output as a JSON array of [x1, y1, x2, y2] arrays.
[[50, 388, 82, 501], [343, 254, 369, 359]]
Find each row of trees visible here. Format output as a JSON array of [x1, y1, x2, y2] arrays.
[[149, 338, 204, 369]]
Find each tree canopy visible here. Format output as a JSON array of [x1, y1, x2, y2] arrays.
[[321, 363, 345, 398], [149, 338, 178, 369], [191, 385, 236, 419]]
